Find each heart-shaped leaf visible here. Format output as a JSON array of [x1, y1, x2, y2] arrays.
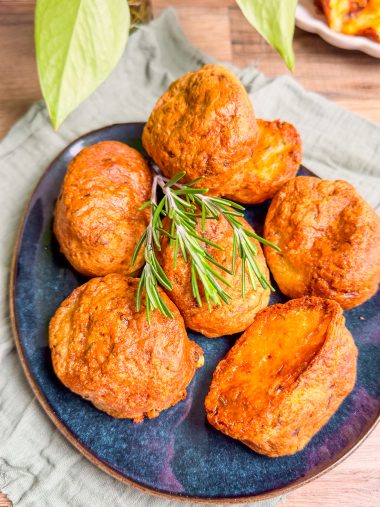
[[35, 0, 130, 129], [236, 0, 297, 71]]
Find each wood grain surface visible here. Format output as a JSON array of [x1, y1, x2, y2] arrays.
[[0, 1, 379, 506]]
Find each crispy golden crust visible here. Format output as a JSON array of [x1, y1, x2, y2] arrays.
[[320, 0, 380, 41], [205, 297, 358, 457], [157, 215, 270, 338], [264, 177, 380, 309], [225, 120, 302, 204], [319, 0, 367, 31], [54, 141, 152, 277], [49, 275, 203, 421], [143, 64, 301, 203], [342, 0, 380, 42], [142, 64, 259, 196]]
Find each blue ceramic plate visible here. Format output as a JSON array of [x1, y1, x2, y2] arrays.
[[11, 123, 380, 503]]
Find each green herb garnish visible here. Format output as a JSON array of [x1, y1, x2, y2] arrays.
[[132, 168, 279, 322]]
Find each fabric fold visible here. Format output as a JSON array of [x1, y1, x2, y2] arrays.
[[0, 8, 379, 507]]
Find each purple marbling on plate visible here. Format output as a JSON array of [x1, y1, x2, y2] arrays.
[[11, 123, 380, 502]]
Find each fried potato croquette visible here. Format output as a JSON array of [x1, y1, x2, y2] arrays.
[[143, 64, 301, 203], [143, 65, 258, 197], [264, 177, 380, 309], [225, 120, 302, 204], [319, 0, 380, 41], [54, 141, 152, 277], [205, 297, 358, 457], [157, 215, 270, 338], [49, 275, 203, 421]]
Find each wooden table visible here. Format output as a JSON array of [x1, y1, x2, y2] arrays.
[[0, 1, 379, 506]]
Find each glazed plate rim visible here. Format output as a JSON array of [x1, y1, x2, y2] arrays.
[[10, 122, 380, 504]]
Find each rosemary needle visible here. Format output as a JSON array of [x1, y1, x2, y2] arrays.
[[132, 168, 279, 321], [132, 175, 174, 324]]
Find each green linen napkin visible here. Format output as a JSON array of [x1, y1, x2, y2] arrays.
[[0, 8, 379, 507]]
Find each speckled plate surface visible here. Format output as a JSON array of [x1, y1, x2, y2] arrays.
[[10, 123, 380, 503]]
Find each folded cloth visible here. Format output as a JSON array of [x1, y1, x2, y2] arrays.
[[0, 8, 379, 507]]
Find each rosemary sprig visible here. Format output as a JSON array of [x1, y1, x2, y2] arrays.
[[190, 193, 278, 297], [132, 176, 174, 324], [132, 168, 280, 321]]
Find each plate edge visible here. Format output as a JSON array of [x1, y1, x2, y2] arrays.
[[8, 123, 380, 504]]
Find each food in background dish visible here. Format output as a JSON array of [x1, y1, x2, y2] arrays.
[[317, 0, 380, 42], [264, 176, 380, 309], [143, 64, 301, 204], [205, 297, 358, 457], [54, 141, 152, 277], [157, 214, 270, 338], [49, 274, 203, 421]]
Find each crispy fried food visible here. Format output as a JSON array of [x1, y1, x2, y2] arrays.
[[157, 214, 270, 338], [264, 177, 380, 309], [318, 0, 368, 31], [54, 141, 152, 277], [342, 0, 380, 41], [49, 274, 203, 421], [142, 64, 301, 203], [205, 297, 358, 457], [319, 0, 380, 41], [143, 64, 258, 197], [225, 120, 302, 204]]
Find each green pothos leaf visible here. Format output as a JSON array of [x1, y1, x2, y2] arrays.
[[35, 0, 130, 129], [236, 0, 297, 71]]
